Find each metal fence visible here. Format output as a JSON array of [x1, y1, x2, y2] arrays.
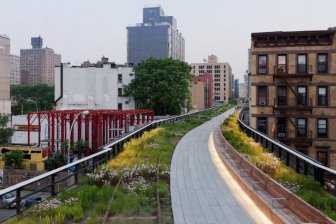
[[238, 106, 336, 189], [0, 107, 219, 215]]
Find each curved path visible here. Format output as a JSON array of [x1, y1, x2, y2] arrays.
[[170, 108, 273, 224]]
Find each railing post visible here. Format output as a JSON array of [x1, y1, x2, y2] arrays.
[[314, 167, 324, 184], [15, 188, 21, 214], [296, 157, 300, 173], [74, 165, 79, 184], [51, 174, 56, 196], [286, 151, 289, 166]]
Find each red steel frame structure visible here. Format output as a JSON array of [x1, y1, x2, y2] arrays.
[[26, 109, 154, 157]]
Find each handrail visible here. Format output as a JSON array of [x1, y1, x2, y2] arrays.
[[0, 105, 222, 210], [237, 107, 336, 175]]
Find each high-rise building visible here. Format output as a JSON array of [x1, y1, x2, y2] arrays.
[[127, 6, 185, 65], [20, 37, 61, 86], [234, 79, 239, 98], [31, 36, 43, 49], [191, 55, 233, 105], [0, 34, 11, 114], [10, 55, 20, 85], [250, 29, 336, 168]]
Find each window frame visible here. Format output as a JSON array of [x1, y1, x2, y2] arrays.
[[277, 54, 287, 74], [257, 117, 267, 134], [297, 118, 307, 138], [118, 88, 123, 97], [317, 86, 328, 106], [257, 55, 267, 75], [317, 118, 328, 138], [316, 148, 329, 167], [297, 86, 307, 106], [317, 53, 328, 74], [257, 86, 267, 106], [297, 54, 307, 74]]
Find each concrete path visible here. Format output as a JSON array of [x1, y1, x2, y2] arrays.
[[170, 108, 273, 224]]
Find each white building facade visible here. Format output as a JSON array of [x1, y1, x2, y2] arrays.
[[10, 55, 20, 84], [55, 63, 135, 110], [0, 35, 11, 114]]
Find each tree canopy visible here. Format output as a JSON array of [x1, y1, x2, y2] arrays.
[[124, 58, 191, 115], [10, 84, 54, 115]]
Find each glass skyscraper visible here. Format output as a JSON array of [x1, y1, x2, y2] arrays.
[[127, 6, 185, 65]]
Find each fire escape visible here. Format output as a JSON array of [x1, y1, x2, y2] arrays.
[[272, 63, 313, 145]]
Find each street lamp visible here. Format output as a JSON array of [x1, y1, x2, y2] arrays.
[[26, 98, 38, 112], [67, 110, 89, 185]]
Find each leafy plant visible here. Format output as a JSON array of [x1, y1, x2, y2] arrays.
[[3, 150, 24, 168], [0, 115, 13, 144]]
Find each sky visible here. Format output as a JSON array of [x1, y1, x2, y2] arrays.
[[0, 0, 335, 82]]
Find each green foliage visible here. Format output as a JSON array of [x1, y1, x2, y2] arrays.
[[10, 84, 54, 115], [0, 115, 13, 144], [3, 150, 24, 168], [44, 158, 55, 171], [123, 57, 192, 115], [10, 104, 235, 223]]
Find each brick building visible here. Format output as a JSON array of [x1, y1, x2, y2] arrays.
[[191, 74, 213, 109], [250, 29, 336, 168]]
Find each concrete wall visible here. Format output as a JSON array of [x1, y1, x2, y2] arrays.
[[55, 64, 135, 110]]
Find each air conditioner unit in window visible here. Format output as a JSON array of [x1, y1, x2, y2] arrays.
[[278, 133, 286, 138], [259, 69, 267, 74], [259, 101, 266, 106]]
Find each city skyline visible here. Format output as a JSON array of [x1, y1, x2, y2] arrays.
[[0, 0, 335, 81]]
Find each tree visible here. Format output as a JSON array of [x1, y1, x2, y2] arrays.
[[0, 115, 13, 144], [3, 150, 24, 168], [10, 84, 54, 115], [124, 58, 191, 115]]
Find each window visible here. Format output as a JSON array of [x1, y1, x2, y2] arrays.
[[199, 70, 204, 74], [214, 96, 220, 100], [297, 118, 307, 138], [118, 88, 122, 97], [258, 55, 267, 74], [317, 118, 327, 138], [118, 74, 122, 83], [257, 86, 267, 106], [199, 66, 204, 69], [317, 86, 328, 106], [277, 86, 287, 106], [118, 103, 122, 110], [297, 54, 307, 74], [316, 148, 328, 166], [277, 55, 287, 74], [257, 117, 267, 134], [277, 118, 286, 138], [317, 53, 328, 73], [297, 86, 307, 105]]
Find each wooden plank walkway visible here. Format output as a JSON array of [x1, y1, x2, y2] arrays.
[[170, 108, 273, 224]]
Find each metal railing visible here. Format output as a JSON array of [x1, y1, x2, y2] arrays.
[[238, 106, 336, 187], [273, 97, 313, 108], [0, 106, 223, 215], [273, 64, 313, 75]]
